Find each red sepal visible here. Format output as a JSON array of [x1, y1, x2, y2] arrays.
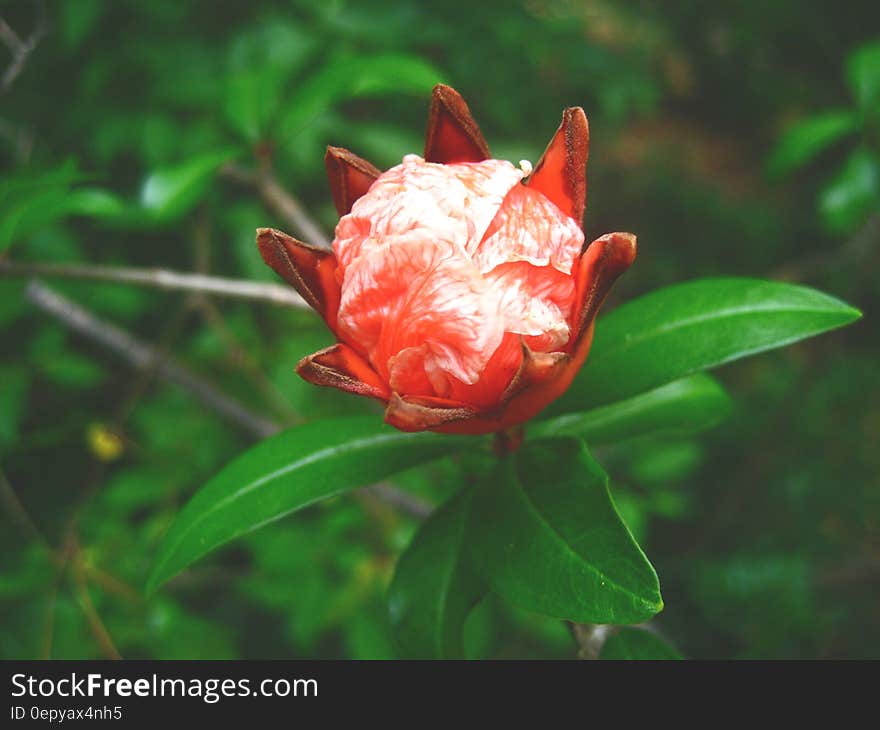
[[256, 227, 341, 331], [571, 232, 637, 347], [526, 107, 589, 225], [424, 84, 490, 164], [297, 344, 389, 401], [324, 146, 382, 216]]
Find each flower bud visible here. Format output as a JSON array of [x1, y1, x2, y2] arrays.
[[258, 85, 636, 434]]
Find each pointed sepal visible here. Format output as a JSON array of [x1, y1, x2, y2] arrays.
[[256, 227, 341, 330], [324, 146, 382, 216], [424, 84, 490, 164], [384, 393, 477, 432], [526, 107, 589, 225], [501, 339, 571, 403], [572, 232, 637, 346], [297, 344, 390, 400]]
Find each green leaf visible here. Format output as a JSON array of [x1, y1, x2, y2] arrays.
[[279, 52, 443, 141], [846, 39, 880, 112], [140, 148, 239, 223], [0, 162, 81, 252], [470, 438, 662, 624], [65, 187, 126, 218], [37, 353, 105, 388], [224, 21, 317, 142], [147, 417, 460, 592], [819, 147, 880, 235], [767, 110, 859, 178], [59, 0, 105, 49], [628, 438, 704, 486], [533, 374, 732, 445], [388, 489, 486, 658], [551, 278, 861, 414], [600, 627, 683, 660]]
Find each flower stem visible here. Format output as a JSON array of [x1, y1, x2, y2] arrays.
[[493, 425, 524, 457]]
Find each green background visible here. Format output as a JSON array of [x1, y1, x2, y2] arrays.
[[1, 0, 877, 659]]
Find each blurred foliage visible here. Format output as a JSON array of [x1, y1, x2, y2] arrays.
[[1, 0, 877, 658]]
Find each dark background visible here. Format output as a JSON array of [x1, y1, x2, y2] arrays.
[[1, 0, 877, 659]]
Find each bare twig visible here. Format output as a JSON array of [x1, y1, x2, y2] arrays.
[[24, 280, 433, 519], [567, 622, 612, 660], [25, 280, 280, 438], [0, 260, 309, 309], [69, 538, 122, 660], [222, 163, 331, 248], [0, 466, 49, 547], [364, 482, 432, 519], [39, 579, 58, 659], [775, 214, 880, 281], [0, 5, 48, 94], [0, 117, 34, 162]]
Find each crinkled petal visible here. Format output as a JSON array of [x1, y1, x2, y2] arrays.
[[336, 238, 505, 398], [333, 156, 524, 274], [475, 183, 584, 275], [485, 261, 575, 352]]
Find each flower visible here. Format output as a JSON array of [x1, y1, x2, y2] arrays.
[[257, 84, 636, 434]]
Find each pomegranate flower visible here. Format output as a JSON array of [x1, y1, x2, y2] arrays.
[[257, 85, 636, 434]]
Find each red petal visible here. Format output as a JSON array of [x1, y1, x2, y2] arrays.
[[324, 146, 382, 216], [424, 84, 490, 164], [297, 344, 389, 400], [433, 336, 592, 436], [256, 228, 341, 330], [526, 107, 589, 225], [571, 232, 637, 346]]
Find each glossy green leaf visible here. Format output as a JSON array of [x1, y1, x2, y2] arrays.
[[470, 438, 662, 624], [766, 110, 858, 178], [551, 278, 861, 414], [533, 373, 732, 445], [846, 39, 880, 111], [388, 489, 485, 658], [147, 417, 460, 592], [600, 627, 683, 660], [140, 148, 239, 223], [65, 187, 127, 218], [819, 147, 880, 235]]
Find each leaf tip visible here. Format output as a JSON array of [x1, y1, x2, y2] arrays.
[[845, 306, 864, 322]]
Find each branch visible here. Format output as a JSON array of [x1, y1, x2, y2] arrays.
[[567, 622, 612, 660], [69, 538, 122, 660], [0, 4, 48, 94], [24, 280, 434, 519], [0, 466, 50, 549], [775, 214, 880, 281], [0, 259, 309, 309], [25, 280, 280, 438], [364, 482, 432, 519], [222, 163, 331, 248]]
